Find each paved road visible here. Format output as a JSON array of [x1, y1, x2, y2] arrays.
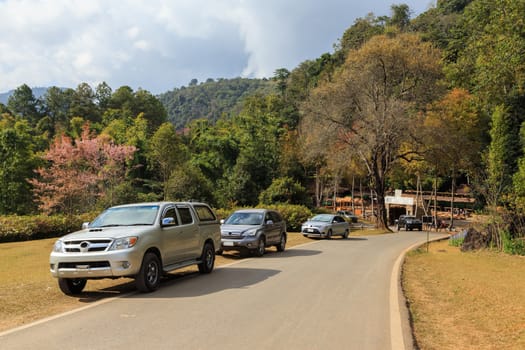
[[1, 231, 445, 350]]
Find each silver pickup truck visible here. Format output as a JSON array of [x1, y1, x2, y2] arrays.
[[50, 202, 220, 294]]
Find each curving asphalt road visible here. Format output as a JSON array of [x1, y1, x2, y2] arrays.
[[1, 231, 446, 350]]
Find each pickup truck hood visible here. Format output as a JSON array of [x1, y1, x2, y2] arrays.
[[60, 226, 154, 240]]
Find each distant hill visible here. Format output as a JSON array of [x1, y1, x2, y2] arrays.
[[0, 87, 52, 105], [1, 80, 275, 129], [158, 77, 275, 129]]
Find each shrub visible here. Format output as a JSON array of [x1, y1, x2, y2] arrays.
[[262, 204, 312, 232], [502, 231, 525, 256], [0, 213, 97, 243]]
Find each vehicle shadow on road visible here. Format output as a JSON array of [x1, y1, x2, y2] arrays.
[[129, 267, 281, 298], [220, 248, 322, 260]]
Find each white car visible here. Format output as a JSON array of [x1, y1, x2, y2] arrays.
[[301, 214, 350, 239]]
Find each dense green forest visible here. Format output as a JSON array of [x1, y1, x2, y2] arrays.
[[1, 0, 525, 251], [158, 78, 274, 129]]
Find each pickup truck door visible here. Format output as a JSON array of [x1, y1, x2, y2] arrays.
[[175, 205, 201, 260], [160, 206, 186, 265]]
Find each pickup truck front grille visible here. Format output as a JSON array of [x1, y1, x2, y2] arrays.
[[58, 261, 111, 269], [63, 239, 112, 253]]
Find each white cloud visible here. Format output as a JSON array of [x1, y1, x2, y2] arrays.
[[0, 0, 434, 94]]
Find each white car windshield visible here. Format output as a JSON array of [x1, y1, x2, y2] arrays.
[[310, 214, 333, 222], [90, 205, 160, 227]]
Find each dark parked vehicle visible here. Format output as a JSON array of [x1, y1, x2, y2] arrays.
[[219, 209, 287, 257], [337, 210, 358, 223], [396, 215, 423, 231]]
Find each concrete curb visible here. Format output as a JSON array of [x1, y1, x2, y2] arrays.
[[390, 233, 449, 349]]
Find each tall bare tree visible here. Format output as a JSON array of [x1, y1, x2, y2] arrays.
[[301, 33, 443, 229]]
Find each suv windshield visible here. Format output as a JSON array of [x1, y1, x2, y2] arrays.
[[224, 212, 263, 225], [90, 205, 159, 227]]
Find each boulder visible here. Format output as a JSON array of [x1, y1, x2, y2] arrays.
[[460, 227, 490, 251]]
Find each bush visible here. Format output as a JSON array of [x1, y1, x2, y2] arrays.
[[266, 204, 312, 232], [449, 230, 467, 247], [502, 231, 525, 256], [0, 213, 96, 243]]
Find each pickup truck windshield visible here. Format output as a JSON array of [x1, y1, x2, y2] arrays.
[[90, 205, 160, 227]]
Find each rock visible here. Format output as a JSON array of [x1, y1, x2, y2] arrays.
[[460, 227, 490, 251]]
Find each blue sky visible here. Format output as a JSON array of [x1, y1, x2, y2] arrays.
[[0, 0, 435, 94]]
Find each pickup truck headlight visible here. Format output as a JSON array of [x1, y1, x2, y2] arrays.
[[109, 236, 138, 250], [52, 240, 64, 253], [244, 228, 259, 237]]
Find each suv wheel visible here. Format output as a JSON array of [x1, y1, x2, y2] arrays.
[[326, 229, 332, 239], [276, 233, 286, 252], [198, 242, 215, 274], [136, 252, 161, 293], [58, 278, 86, 295], [254, 237, 265, 257], [343, 229, 349, 239]]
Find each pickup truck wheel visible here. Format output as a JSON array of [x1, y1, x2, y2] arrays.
[[343, 229, 349, 239], [276, 233, 286, 252], [254, 237, 265, 257], [198, 242, 215, 274], [58, 278, 86, 295], [136, 252, 161, 293]]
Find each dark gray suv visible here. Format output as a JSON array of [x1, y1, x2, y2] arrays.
[[396, 215, 423, 231], [219, 209, 287, 256]]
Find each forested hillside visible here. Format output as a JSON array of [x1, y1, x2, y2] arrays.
[[158, 78, 274, 129], [1, 0, 525, 252]]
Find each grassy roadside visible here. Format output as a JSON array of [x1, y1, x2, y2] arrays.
[[402, 240, 525, 350]]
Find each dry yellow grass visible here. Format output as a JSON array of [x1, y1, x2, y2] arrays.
[[403, 240, 525, 350]]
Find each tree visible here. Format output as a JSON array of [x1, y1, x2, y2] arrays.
[[486, 105, 519, 206], [41, 86, 72, 137], [30, 124, 136, 214], [389, 4, 411, 30], [166, 163, 214, 204], [0, 116, 38, 214], [95, 82, 113, 109], [423, 89, 484, 227], [301, 33, 443, 229], [446, 0, 525, 115], [259, 177, 308, 205], [69, 83, 100, 123], [334, 13, 384, 62], [273, 68, 290, 96], [147, 122, 188, 199], [7, 84, 40, 125]]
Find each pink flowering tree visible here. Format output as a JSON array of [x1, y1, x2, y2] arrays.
[[30, 124, 137, 214]]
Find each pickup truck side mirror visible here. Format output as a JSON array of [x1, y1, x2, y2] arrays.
[[220, 219, 225, 224], [82, 222, 90, 229], [162, 217, 176, 226], [265, 220, 274, 225]]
